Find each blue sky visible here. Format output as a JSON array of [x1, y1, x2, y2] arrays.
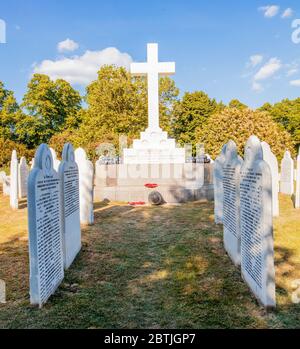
[[1, 0, 300, 108]]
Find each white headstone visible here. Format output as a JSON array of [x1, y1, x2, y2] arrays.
[[0, 172, 10, 196], [59, 143, 81, 269], [18, 156, 29, 199], [0, 171, 5, 184], [240, 135, 276, 308], [206, 154, 214, 164], [28, 144, 64, 307], [75, 147, 94, 225], [10, 150, 18, 209], [30, 158, 35, 169], [50, 148, 61, 172], [261, 142, 279, 216], [1, 173, 10, 196], [295, 147, 300, 209], [213, 144, 227, 224], [280, 151, 294, 195], [0, 279, 6, 304], [223, 140, 243, 266]]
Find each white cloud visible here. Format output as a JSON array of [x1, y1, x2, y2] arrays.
[[287, 68, 298, 76], [247, 54, 264, 68], [248, 57, 281, 92], [259, 5, 280, 18], [281, 8, 293, 18], [254, 57, 282, 81], [285, 60, 300, 76], [290, 79, 300, 86], [252, 81, 264, 92], [33, 47, 133, 85], [57, 39, 79, 53]]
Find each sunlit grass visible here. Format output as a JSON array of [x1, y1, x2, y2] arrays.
[[0, 186, 299, 329]]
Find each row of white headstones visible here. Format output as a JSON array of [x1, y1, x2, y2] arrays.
[[213, 135, 300, 309], [0, 154, 30, 201], [1, 143, 94, 307], [2, 137, 299, 309], [1, 146, 95, 222]]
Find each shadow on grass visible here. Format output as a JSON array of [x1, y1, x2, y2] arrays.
[[93, 200, 111, 211], [271, 244, 300, 328], [0, 236, 29, 309], [0, 198, 299, 329], [93, 201, 135, 221]]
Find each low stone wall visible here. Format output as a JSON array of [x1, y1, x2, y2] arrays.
[[94, 163, 214, 204]]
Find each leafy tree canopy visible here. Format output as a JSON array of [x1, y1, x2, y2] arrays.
[[20, 74, 82, 148], [259, 102, 273, 113], [69, 65, 179, 158], [228, 99, 248, 110], [0, 137, 34, 171], [260, 98, 300, 149], [1, 68, 299, 168], [0, 81, 20, 140], [172, 91, 223, 147], [198, 107, 294, 160]]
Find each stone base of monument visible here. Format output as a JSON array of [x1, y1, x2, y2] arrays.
[[123, 130, 186, 164], [94, 163, 214, 204]]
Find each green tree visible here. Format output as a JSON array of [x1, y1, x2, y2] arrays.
[[0, 137, 33, 171], [71, 65, 179, 158], [20, 74, 82, 148], [0, 81, 20, 140], [228, 99, 248, 110], [172, 91, 222, 147], [159, 76, 180, 133], [261, 98, 300, 149], [198, 107, 294, 160], [258, 102, 273, 113]]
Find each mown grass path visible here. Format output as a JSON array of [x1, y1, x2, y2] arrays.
[[0, 193, 299, 329]]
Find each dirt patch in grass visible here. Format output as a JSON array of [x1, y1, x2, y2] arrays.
[[0, 188, 299, 329]]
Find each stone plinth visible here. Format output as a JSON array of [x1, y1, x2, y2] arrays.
[[123, 129, 185, 164], [94, 163, 214, 204]]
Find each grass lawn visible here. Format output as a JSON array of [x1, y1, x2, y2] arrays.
[[0, 188, 299, 329]]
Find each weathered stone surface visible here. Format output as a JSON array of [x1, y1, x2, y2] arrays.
[[280, 151, 294, 195], [223, 140, 243, 266], [240, 136, 276, 309], [148, 191, 164, 205], [94, 163, 213, 204], [213, 144, 227, 224], [59, 143, 81, 269], [296, 147, 300, 209], [0, 172, 10, 196], [10, 150, 18, 209], [18, 156, 29, 199], [50, 148, 61, 172], [261, 142, 279, 216], [75, 147, 94, 225], [95, 163, 118, 188], [123, 43, 185, 164], [27, 144, 64, 307]]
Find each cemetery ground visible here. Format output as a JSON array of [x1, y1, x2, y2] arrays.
[[0, 189, 299, 329]]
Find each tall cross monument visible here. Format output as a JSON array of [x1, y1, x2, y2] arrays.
[[131, 43, 175, 132], [123, 43, 185, 164]]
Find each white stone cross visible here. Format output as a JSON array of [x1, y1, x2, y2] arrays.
[[131, 43, 175, 132]]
